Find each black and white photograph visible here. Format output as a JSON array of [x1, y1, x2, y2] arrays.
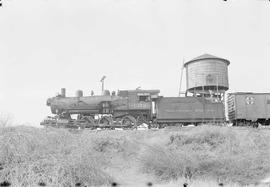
[[1, 0, 270, 186]]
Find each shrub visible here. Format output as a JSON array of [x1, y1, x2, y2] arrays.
[[0, 126, 113, 187], [139, 126, 270, 185]]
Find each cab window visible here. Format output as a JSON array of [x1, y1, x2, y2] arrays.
[[139, 95, 149, 102]]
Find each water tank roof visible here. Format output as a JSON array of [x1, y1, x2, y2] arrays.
[[184, 54, 230, 67]]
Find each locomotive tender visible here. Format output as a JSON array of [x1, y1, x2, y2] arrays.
[[156, 97, 224, 126]]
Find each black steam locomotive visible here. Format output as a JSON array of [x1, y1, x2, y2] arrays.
[[41, 88, 225, 129]]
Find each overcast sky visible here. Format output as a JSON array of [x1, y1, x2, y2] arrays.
[[0, 0, 270, 126]]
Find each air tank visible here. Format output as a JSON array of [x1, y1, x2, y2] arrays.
[[76, 90, 83, 97], [184, 54, 230, 99], [103, 90, 110, 96]]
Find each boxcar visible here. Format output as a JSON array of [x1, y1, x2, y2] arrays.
[[155, 97, 225, 125], [227, 92, 270, 125]]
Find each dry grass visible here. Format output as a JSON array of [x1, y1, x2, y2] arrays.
[[0, 126, 113, 187], [0, 125, 269, 186], [139, 126, 270, 186]]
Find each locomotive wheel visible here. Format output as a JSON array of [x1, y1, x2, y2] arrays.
[[82, 116, 95, 126], [99, 116, 113, 126], [136, 115, 147, 125], [121, 115, 137, 128]]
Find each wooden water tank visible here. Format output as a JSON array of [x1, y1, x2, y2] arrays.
[[184, 54, 230, 94], [61, 88, 66, 97]]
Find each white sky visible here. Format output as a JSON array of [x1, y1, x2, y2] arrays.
[[0, 0, 270, 126]]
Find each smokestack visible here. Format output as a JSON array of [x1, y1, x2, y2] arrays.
[[61, 88, 66, 97]]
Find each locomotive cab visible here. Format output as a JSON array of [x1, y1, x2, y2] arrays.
[[114, 89, 160, 125]]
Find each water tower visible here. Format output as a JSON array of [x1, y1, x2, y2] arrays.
[[184, 54, 230, 102]]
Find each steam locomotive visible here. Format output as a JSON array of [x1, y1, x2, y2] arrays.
[[40, 88, 225, 129]]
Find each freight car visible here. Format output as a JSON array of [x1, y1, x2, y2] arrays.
[[227, 92, 270, 126], [155, 97, 225, 127]]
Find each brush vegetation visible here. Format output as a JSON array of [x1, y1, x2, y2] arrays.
[[0, 125, 269, 186], [140, 126, 270, 185], [0, 127, 113, 186]]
